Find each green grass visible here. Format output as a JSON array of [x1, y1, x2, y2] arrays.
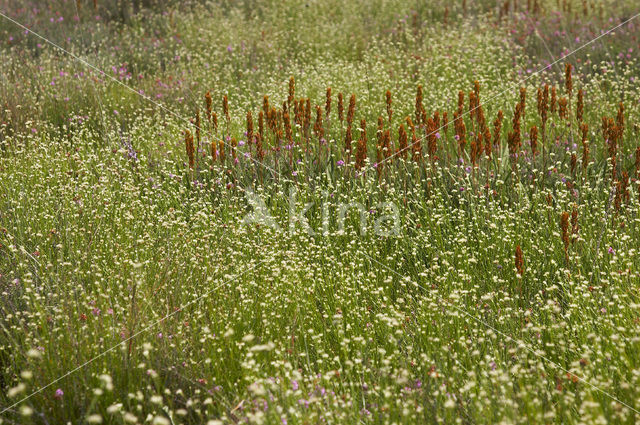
[[1, 0, 640, 424]]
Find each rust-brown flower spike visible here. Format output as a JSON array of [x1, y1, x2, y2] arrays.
[[565, 63, 573, 98], [398, 124, 408, 159], [222, 95, 230, 121], [529, 125, 538, 157], [185, 130, 195, 169], [288, 76, 295, 106], [515, 245, 524, 276], [246, 110, 254, 145], [560, 211, 570, 255], [205, 91, 213, 122], [347, 94, 356, 127], [576, 89, 584, 122]]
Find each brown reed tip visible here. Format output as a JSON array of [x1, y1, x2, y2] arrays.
[[386, 90, 393, 123], [565, 63, 573, 98], [325, 87, 332, 118], [185, 130, 195, 169], [576, 89, 584, 122], [222, 95, 229, 120], [515, 245, 524, 275], [529, 125, 538, 157], [288, 77, 295, 105]]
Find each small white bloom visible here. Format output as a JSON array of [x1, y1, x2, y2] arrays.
[[20, 405, 33, 417], [250, 342, 275, 352], [107, 404, 122, 414], [248, 382, 266, 396], [86, 414, 103, 424], [152, 416, 170, 425], [8, 383, 26, 398], [123, 412, 138, 423], [26, 349, 41, 359]]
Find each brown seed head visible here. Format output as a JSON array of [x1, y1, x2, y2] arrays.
[[255, 133, 264, 161], [483, 125, 492, 158], [541, 84, 549, 124], [222, 95, 229, 121], [288, 77, 295, 106], [219, 138, 225, 163], [576, 89, 584, 122], [519, 87, 526, 114], [231, 137, 237, 160], [457, 91, 465, 114], [314, 105, 324, 140], [529, 125, 538, 157], [398, 124, 408, 159], [304, 99, 311, 136], [383, 129, 391, 160], [185, 130, 195, 169], [246, 111, 254, 145], [515, 245, 524, 276], [347, 94, 356, 126], [561, 211, 570, 252], [377, 116, 384, 142], [558, 97, 568, 120], [571, 206, 579, 235], [616, 102, 625, 140], [565, 63, 573, 98], [210, 140, 217, 162], [427, 117, 438, 158], [415, 85, 424, 126], [386, 90, 393, 123], [469, 91, 477, 121], [345, 124, 353, 153], [212, 112, 218, 133], [284, 111, 292, 144], [536, 87, 543, 118], [205, 91, 213, 121], [492, 110, 503, 147]]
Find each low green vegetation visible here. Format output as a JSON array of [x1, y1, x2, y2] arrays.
[[1, 0, 640, 423]]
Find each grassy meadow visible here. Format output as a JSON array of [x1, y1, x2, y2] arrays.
[[1, 0, 640, 423]]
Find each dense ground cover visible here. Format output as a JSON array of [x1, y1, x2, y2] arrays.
[[1, 0, 640, 423]]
